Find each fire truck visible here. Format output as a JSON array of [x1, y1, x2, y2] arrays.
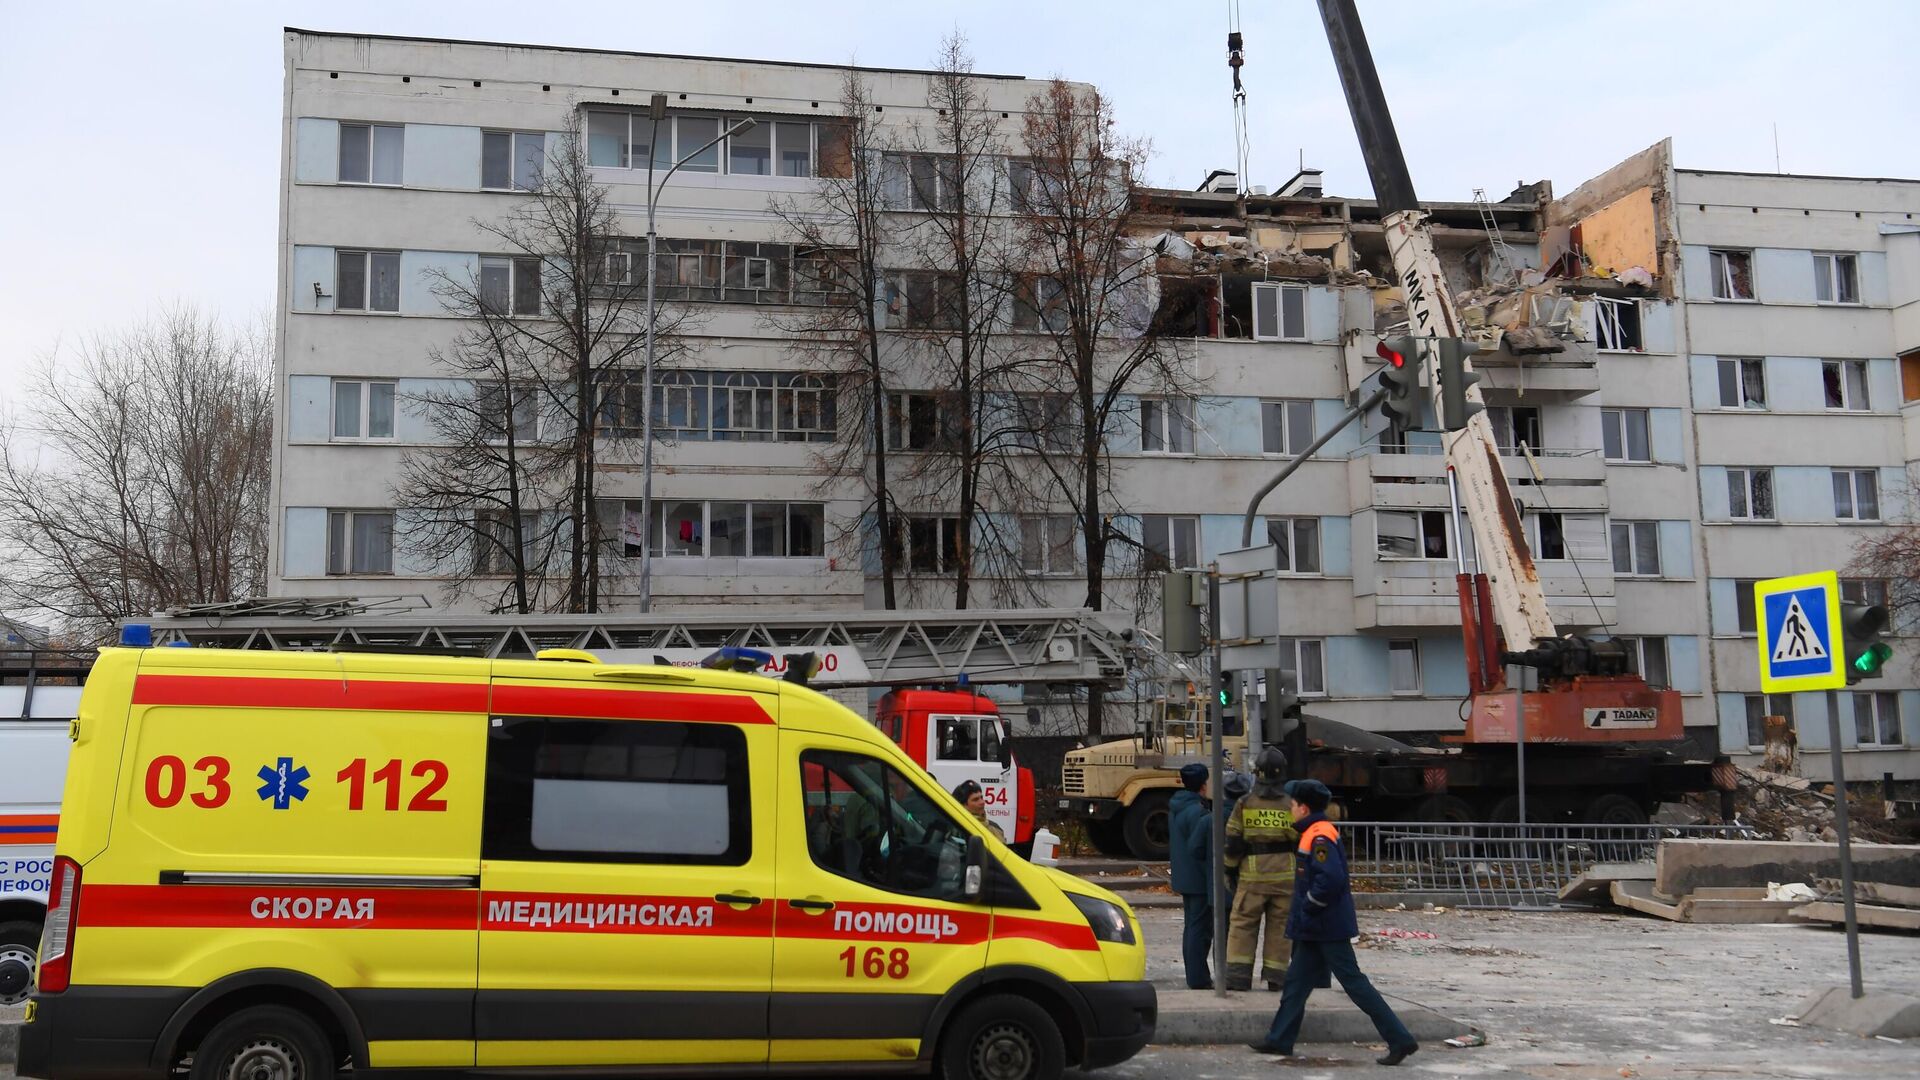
[[874, 688, 1037, 850]]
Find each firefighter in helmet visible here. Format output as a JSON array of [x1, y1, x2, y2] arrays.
[[1222, 746, 1297, 990]]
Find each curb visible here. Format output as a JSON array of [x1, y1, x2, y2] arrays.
[[1152, 989, 1477, 1046]]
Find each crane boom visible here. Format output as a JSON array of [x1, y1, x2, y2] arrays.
[[1315, 0, 1556, 652]]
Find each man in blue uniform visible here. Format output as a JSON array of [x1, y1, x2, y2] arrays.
[[1248, 779, 1418, 1066], [1167, 763, 1215, 989]]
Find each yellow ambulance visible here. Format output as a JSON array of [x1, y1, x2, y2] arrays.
[[20, 638, 1153, 1080]]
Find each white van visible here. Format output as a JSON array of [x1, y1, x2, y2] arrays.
[[0, 682, 79, 1005]]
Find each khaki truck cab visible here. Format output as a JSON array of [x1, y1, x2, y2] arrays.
[[22, 640, 1152, 1080]]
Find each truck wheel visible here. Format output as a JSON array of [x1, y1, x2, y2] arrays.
[[1084, 818, 1132, 858], [0, 919, 39, 1006], [1581, 793, 1650, 826], [1122, 790, 1173, 861], [1406, 794, 1476, 824], [938, 993, 1065, 1080], [188, 1005, 336, 1080]]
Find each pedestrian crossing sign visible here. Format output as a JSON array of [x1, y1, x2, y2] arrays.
[[1756, 571, 1845, 692]]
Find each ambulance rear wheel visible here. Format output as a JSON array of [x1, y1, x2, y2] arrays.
[[190, 1005, 336, 1080], [0, 920, 39, 1006], [939, 993, 1066, 1080]]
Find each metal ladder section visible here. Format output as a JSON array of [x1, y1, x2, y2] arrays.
[[142, 597, 1134, 688], [1473, 187, 1519, 286]]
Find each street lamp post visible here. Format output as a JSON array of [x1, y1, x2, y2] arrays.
[[637, 98, 755, 612]]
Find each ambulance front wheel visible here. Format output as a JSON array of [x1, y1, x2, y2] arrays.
[[190, 1005, 337, 1080], [938, 993, 1066, 1080]]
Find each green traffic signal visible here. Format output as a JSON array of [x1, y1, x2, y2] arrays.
[[1854, 642, 1893, 677], [1840, 602, 1891, 684], [1218, 687, 1234, 708]]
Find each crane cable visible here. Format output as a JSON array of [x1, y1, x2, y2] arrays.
[[1228, 0, 1250, 193]]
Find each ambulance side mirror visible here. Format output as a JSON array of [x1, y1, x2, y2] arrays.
[[964, 834, 985, 900]]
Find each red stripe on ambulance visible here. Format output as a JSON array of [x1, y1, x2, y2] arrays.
[[132, 675, 489, 714], [78, 884, 476, 930], [490, 684, 774, 725]]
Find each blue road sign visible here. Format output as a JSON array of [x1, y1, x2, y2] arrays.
[[1756, 571, 1845, 693]]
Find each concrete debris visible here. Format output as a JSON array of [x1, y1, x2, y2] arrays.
[[1795, 986, 1920, 1039], [1792, 900, 1920, 932], [1502, 325, 1565, 355], [1444, 1032, 1488, 1048], [1607, 879, 1808, 924], [1557, 860, 1655, 903], [1766, 882, 1818, 903], [1366, 927, 1438, 941], [1684, 765, 1907, 844]]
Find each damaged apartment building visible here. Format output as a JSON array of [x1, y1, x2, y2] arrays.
[[1127, 139, 1919, 780], [265, 27, 1917, 775]]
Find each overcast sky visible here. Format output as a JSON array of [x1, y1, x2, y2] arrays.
[[3, 0, 1917, 405]]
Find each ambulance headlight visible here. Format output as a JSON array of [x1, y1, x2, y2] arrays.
[[1068, 894, 1135, 946]]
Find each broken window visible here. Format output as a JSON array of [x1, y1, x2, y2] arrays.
[[1533, 512, 1567, 560], [1716, 358, 1767, 409], [1743, 694, 1796, 749], [1376, 509, 1448, 560], [1593, 297, 1643, 351], [1154, 276, 1218, 338], [1823, 359, 1870, 410], [1814, 252, 1860, 304], [1251, 282, 1307, 341], [1488, 406, 1543, 454], [1727, 467, 1775, 521], [1709, 249, 1753, 300]]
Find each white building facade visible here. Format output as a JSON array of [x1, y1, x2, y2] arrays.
[[269, 32, 1915, 779]]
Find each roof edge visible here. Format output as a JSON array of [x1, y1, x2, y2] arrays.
[[1679, 166, 1920, 186], [283, 26, 1030, 82]]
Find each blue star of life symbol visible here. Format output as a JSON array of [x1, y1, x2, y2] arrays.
[[257, 756, 311, 810]]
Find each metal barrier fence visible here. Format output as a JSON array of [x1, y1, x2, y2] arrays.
[[1339, 821, 1761, 909]]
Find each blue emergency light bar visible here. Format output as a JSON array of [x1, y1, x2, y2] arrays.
[[701, 646, 773, 673], [121, 623, 153, 647]]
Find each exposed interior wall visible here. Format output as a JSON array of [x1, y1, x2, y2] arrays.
[[1548, 138, 1677, 295], [1575, 187, 1658, 278]]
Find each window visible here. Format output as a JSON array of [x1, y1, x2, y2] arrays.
[[1593, 297, 1643, 351], [1833, 469, 1880, 520], [1743, 694, 1796, 750], [325, 510, 393, 575], [712, 372, 775, 440], [608, 499, 822, 559], [1618, 636, 1670, 688], [588, 111, 820, 177], [1727, 467, 1775, 521], [331, 378, 395, 440], [727, 120, 772, 176], [1019, 515, 1078, 575], [935, 716, 985, 762], [886, 392, 943, 451], [482, 131, 545, 191], [800, 750, 971, 902], [1611, 521, 1662, 577], [483, 717, 751, 865], [1534, 512, 1567, 561], [903, 516, 963, 574], [1012, 274, 1068, 332], [1261, 400, 1314, 455], [1140, 397, 1197, 454], [1854, 691, 1903, 747], [1280, 638, 1327, 697], [1388, 640, 1421, 695], [600, 250, 633, 286], [1266, 517, 1321, 574], [475, 381, 539, 444], [776, 122, 813, 177], [881, 152, 960, 212], [1716, 358, 1767, 409], [1251, 283, 1307, 341], [1709, 249, 1753, 300], [338, 122, 402, 185], [481, 256, 542, 317], [1841, 579, 1890, 608], [1141, 515, 1199, 572], [335, 250, 400, 312], [1377, 509, 1450, 560], [587, 110, 638, 168], [1823, 359, 1870, 411], [1733, 579, 1760, 634], [1601, 408, 1651, 463], [1814, 253, 1860, 305], [473, 510, 539, 576], [596, 370, 834, 443], [1487, 406, 1543, 454], [673, 116, 721, 172], [884, 271, 960, 330], [1008, 393, 1078, 453]]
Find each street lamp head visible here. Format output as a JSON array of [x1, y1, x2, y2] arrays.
[[649, 92, 668, 119], [727, 117, 757, 135]]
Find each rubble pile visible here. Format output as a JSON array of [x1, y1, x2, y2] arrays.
[[1684, 766, 1908, 844]]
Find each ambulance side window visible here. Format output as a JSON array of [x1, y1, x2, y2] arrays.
[[483, 717, 751, 866], [800, 750, 970, 903]]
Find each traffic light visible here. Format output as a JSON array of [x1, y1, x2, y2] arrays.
[[1161, 570, 1206, 655], [1261, 667, 1301, 745], [1376, 335, 1423, 428], [1842, 602, 1892, 683], [1218, 685, 1235, 709], [1435, 338, 1485, 432]]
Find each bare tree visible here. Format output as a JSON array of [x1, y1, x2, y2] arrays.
[[0, 307, 272, 636], [766, 67, 907, 607], [393, 107, 696, 613], [1846, 474, 1920, 669]]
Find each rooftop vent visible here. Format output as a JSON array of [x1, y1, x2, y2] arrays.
[[1277, 168, 1323, 198]]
